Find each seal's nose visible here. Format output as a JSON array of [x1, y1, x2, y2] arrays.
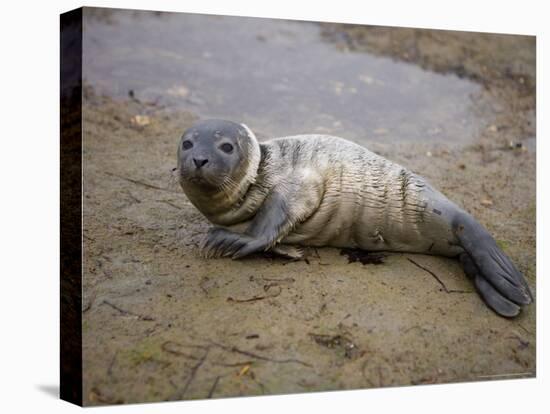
[[193, 158, 208, 169]]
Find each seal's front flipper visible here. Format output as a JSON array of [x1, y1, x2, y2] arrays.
[[202, 175, 324, 260], [454, 213, 532, 316], [201, 227, 254, 258], [230, 173, 324, 259], [459, 253, 521, 317], [271, 245, 304, 260]]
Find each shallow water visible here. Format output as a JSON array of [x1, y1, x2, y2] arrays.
[[83, 8, 488, 144]]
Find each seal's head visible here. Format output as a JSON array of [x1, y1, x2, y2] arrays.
[[177, 119, 261, 200]]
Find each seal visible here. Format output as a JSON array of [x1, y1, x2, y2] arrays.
[[176, 119, 533, 317]]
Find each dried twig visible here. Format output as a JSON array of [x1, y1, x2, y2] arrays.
[[407, 257, 471, 294], [175, 347, 210, 399], [161, 341, 202, 360], [210, 360, 254, 367], [518, 323, 533, 336], [227, 286, 282, 303], [101, 300, 155, 321], [208, 340, 312, 367], [261, 277, 295, 283], [207, 376, 221, 398], [123, 189, 141, 204], [104, 171, 177, 193], [159, 200, 184, 210]]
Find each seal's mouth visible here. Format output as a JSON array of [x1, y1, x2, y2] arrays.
[[187, 175, 208, 184], [183, 171, 221, 189], [178, 164, 224, 189]]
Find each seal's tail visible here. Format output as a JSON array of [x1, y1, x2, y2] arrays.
[[453, 213, 533, 317]]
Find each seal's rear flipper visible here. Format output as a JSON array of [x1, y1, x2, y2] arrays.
[[459, 253, 522, 317], [454, 213, 532, 316]]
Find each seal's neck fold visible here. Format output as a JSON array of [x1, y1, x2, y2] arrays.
[[238, 123, 261, 192]]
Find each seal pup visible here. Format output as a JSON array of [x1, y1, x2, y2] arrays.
[[176, 119, 533, 317]]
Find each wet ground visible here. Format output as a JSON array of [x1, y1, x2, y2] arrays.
[[80, 8, 536, 405]]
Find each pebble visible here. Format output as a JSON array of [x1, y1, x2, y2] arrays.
[[131, 115, 151, 127]]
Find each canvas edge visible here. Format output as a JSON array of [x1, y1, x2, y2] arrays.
[[60, 6, 83, 407]]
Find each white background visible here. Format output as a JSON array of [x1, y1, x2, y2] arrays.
[[0, 0, 547, 412]]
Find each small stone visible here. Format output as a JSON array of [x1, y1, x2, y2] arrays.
[[131, 115, 150, 127], [481, 199, 493, 207], [508, 140, 524, 150]]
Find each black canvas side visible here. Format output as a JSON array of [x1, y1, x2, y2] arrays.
[[60, 7, 83, 407]]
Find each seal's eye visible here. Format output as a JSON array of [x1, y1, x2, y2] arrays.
[[220, 143, 234, 153], [182, 140, 193, 150]]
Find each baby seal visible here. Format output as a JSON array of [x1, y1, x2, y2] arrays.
[[176, 119, 533, 317]]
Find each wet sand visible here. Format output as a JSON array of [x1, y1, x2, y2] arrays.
[[80, 9, 535, 405]]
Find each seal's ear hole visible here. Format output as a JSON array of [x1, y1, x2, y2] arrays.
[[220, 143, 234, 154]]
